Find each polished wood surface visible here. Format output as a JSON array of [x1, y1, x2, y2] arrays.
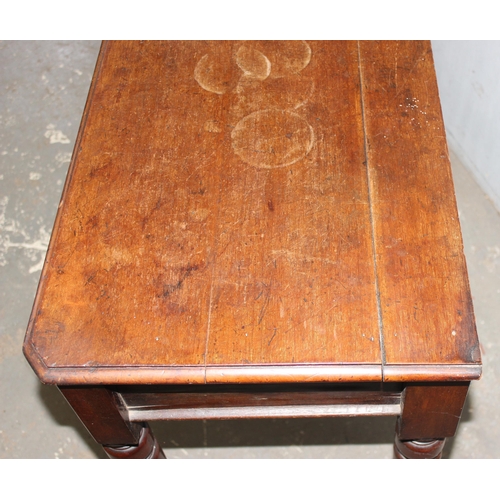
[[359, 41, 480, 379], [24, 41, 481, 387], [60, 386, 142, 445], [397, 382, 470, 440], [119, 383, 402, 420]]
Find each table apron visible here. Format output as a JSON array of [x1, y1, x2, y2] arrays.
[[119, 389, 402, 421]]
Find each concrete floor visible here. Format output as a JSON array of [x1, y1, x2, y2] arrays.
[[1, 41, 498, 459]]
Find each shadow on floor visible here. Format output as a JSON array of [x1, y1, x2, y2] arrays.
[[38, 384, 107, 459]]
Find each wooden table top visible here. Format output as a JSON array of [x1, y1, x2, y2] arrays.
[[24, 41, 481, 386]]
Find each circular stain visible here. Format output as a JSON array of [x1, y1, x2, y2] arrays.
[[252, 41, 312, 78], [194, 53, 237, 94], [235, 45, 271, 80], [231, 109, 314, 168]]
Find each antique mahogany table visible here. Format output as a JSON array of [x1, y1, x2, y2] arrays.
[[24, 41, 481, 459]]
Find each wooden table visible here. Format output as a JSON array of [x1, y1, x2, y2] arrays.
[[24, 41, 481, 459]]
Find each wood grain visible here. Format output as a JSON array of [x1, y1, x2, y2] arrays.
[[204, 41, 379, 368], [23, 41, 481, 386], [358, 41, 481, 373], [24, 41, 380, 383]]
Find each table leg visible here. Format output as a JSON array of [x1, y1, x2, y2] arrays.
[[59, 386, 166, 459], [394, 382, 470, 459], [103, 424, 165, 459]]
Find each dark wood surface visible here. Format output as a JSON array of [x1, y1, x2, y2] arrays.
[[119, 383, 402, 420], [104, 424, 166, 459], [394, 437, 445, 459], [59, 386, 142, 445], [397, 382, 470, 440], [121, 386, 401, 411], [359, 41, 481, 379], [24, 41, 481, 386]]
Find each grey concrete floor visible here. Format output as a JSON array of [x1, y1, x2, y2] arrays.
[[1, 41, 498, 459]]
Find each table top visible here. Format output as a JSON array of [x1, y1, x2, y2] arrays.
[[24, 41, 481, 385]]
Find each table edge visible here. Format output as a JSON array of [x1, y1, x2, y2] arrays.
[[23, 340, 481, 385]]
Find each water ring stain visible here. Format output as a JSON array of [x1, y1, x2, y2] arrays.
[[231, 109, 314, 169]]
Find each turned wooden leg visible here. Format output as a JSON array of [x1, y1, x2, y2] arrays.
[[394, 436, 445, 459], [104, 423, 165, 459], [59, 386, 166, 459], [394, 382, 469, 459]]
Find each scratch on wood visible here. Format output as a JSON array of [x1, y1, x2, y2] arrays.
[[268, 327, 278, 346], [429, 410, 460, 420], [394, 42, 398, 91], [258, 290, 272, 325], [160, 264, 200, 298]]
